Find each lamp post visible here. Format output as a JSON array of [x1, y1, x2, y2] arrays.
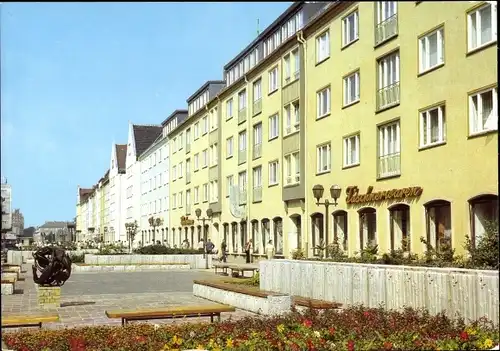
[[124, 220, 138, 254], [195, 208, 213, 269], [312, 184, 342, 259], [148, 216, 163, 245]]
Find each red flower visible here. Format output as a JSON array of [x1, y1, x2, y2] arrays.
[[363, 311, 371, 317], [459, 331, 469, 341], [135, 335, 147, 343], [347, 339, 355, 351], [303, 319, 313, 328], [383, 341, 393, 350], [329, 327, 336, 335]]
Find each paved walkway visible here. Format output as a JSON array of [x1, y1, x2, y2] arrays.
[[1, 264, 255, 330]]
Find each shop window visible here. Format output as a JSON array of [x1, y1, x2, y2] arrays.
[[359, 208, 377, 250], [469, 195, 499, 247], [332, 210, 348, 251], [389, 204, 410, 251], [311, 213, 324, 256], [425, 200, 451, 252]]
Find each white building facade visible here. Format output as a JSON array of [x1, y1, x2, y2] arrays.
[[138, 122, 171, 246], [108, 143, 128, 242]]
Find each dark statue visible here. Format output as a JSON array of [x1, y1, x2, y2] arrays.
[[32, 246, 72, 287]]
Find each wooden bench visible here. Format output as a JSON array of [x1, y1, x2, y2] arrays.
[[1, 314, 59, 329], [105, 303, 236, 326], [226, 264, 259, 278], [293, 296, 342, 310], [213, 263, 230, 275]]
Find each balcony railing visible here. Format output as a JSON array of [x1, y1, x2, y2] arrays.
[[375, 13, 398, 45], [253, 99, 262, 116], [252, 186, 262, 202], [285, 174, 300, 185], [186, 172, 191, 184], [377, 81, 400, 110], [186, 143, 191, 154], [238, 108, 247, 124], [253, 143, 262, 159], [377, 152, 401, 178], [239, 189, 247, 205], [238, 149, 247, 164]]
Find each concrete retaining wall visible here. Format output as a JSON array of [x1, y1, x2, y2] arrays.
[[72, 264, 191, 272], [84, 254, 211, 269], [259, 259, 499, 325], [8, 249, 99, 264], [193, 283, 291, 316]]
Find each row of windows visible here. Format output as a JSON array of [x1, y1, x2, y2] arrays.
[[140, 197, 169, 217], [171, 180, 219, 209]]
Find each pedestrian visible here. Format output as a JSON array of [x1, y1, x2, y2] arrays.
[[197, 238, 204, 252], [266, 240, 275, 260], [220, 239, 227, 263], [206, 238, 215, 254], [245, 239, 253, 263]]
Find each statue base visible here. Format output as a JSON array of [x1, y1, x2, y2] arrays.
[[36, 286, 61, 309]]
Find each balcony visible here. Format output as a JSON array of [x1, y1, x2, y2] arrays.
[[285, 174, 300, 186], [186, 172, 191, 184], [253, 143, 262, 159], [375, 13, 398, 46], [186, 143, 191, 154], [238, 149, 247, 165], [253, 99, 262, 116], [377, 152, 401, 178], [238, 108, 247, 124], [252, 186, 262, 202], [377, 82, 400, 110], [239, 188, 247, 205], [282, 79, 300, 105]]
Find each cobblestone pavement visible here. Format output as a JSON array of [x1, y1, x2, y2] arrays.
[[1, 264, 255, 331]]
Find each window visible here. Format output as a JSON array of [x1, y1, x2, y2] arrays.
[[317, 87, 331, 118], [239, 90, 247, 110], [185, 129, 191, 148], [172, 165, 177, 180], [269, 67, 279, 93], [186, 190, 191, 209], [269, 161, 279, 185], [239, 130, 247, 152], [253, 123, 262, 146], [226, 137, 234, 157], [283, 55, 291, 82], [253, 79, 262, 102], [172, 137, 177, 153], [194, 153, 199, 170], [343, 134, 360, 167], [226, 98, 234, 119], [178, 191, 183, 207], [469, 87, 498, 134], [284, 101, 300, 134], [158, 148, 162, 162], [376, 1, 397, 24], [265, 114, 278, 142], [419, 27, 444, 73], [425, 201, 452, 252], [158, 173, 162, 186], [342, 10, 359, 46], [210, 108, 218, 130], [178, 133, 183, 150], [202, 183, 208, 202], [194, 186, 199, 204], [284, 151, 300, 185], [467, 3, 497, 52], [210, 180, 218, 202], [210, 143, 218, 166], [316, 144, 331, 173], [377, 51, 400, 109], [378, 121, 401, 178], [172, 194, 177, 208], [239, 171, 247, 191], [178, 162, 183, 178], [226, 175, 234, 197], [202, 116, 208, 135], [194, 122, 199, 139], [316, 31, 330, 63], [420, 105, 446, 147], [344, 71, 360, 106], [202, 149, 208, 168], [292, 49, 300, 80], [253, 166, 262, 187]]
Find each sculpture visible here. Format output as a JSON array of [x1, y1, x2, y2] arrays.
[[32, 246, 72, 287]]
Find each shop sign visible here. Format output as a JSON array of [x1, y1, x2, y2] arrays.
[[180, 216, 195, 226], [346, 186, 423, 205]]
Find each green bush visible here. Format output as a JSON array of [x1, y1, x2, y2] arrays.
[[133, 244, 201, 255], [69, 253, 85, 263], [464, 220, 499, 270]]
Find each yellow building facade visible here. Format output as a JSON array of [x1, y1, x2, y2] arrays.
[[166, 1, 497, 259]]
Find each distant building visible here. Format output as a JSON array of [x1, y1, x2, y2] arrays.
[[1, 177, 12, 232], [38, 221, 74, 243], [11, 209, 24, 237]]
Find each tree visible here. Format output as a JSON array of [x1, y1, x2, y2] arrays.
[[148, 216, 164, 244]]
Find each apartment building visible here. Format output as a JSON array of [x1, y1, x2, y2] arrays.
[[125, 123, 163, 230], [108, 144, 128, 242], [138, 113, 181, 245], [303, 1, 497, 257], [1, 178, 12, 232], [168, 87, 224, 248]]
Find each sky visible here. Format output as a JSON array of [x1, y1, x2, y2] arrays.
[[1, 2, 291, 227]]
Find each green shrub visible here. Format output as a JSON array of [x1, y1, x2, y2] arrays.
[[69, 253, 85, 263], [291, 248, 306, 260], [465, 220, 499, 270], [132, 244, 201, 255]]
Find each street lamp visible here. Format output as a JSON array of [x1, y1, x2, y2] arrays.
[[195, 208, 213, 269], [124, 220, 138, 254], [312, 184, 342, 258]]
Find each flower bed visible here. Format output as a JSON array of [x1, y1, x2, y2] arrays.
[[3, 307, 498, 351]]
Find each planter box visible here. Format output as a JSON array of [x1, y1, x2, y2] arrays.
[[193, 283, 291, 316], [72, 264, 190, 272], [259, 259, 499, 325], [84, 254, 210, 269]]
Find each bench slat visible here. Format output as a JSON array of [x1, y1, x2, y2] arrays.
[[106, 304, 235, 319], [2, 315, 59, 326]]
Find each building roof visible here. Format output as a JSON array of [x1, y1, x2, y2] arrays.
[[186, 80, 226, 103], [223, 2, 302, 70], [132, 125, 163, 158], [39, 221, 70, 229], [79, 188, 93, 204], [161, 109, 188, 126], [115, 144, 127, 173]]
